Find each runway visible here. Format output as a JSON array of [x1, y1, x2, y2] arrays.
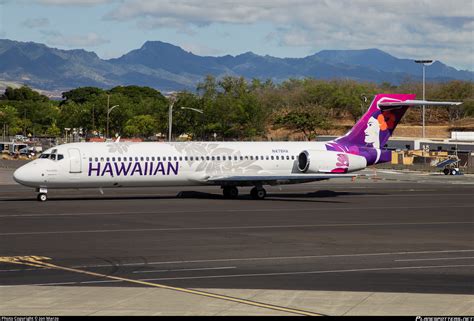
[[0, 171, 473, 315]]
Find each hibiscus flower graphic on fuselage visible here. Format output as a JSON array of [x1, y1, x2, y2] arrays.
[[331, 153, 350, 173]]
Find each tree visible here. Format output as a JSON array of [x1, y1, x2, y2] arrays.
[[1, 86, 48, 102], [0, 105, 21, 135], [123, 115, 158, 138], [108, 85, 167, 105], [46, 123, 61, 137], [273, 106, 332, 140], [61, 87, 105, 105]]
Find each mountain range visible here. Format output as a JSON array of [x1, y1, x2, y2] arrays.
[[0, 39, 471, 94]]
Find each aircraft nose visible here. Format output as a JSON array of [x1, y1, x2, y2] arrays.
[[13, 165, 34, 185]]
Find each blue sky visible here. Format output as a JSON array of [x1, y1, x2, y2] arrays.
[[1, 0, 472, 70]]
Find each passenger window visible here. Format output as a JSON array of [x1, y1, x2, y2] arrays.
[[291, 155, 295, 160], [112, 157, 116, 161], [250, 156, 254, 160], [140, 157, 144, 161], [151, 157, 155, 161], [240, 156, 243, 160], [271, 156, 274, 160], [201, 156, 205, 161], [190, 156, 194, 161], [276, 156, 279, 160], [286, 156, 289, 160], [100, 157, 104, 162], [157, 157, 161, 161], [57, 154, 64, 160], [211, 156, 215, 161], [173, 156, 177, 161], [146, 157, 149, 161], [179, 157, 182, 161], [223, 156, 226, 161], [216, 156, 220, 161], [168, 157, 172, 161], [206, 156, 210, 161], [265, 156, 269, 160], [50, 154, 57, 160]]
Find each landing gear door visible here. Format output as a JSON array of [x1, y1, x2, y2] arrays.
[[68, 148, 82, 173]]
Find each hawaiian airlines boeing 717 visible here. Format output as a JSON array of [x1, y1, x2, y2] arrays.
[[13, 94, 460, 201]]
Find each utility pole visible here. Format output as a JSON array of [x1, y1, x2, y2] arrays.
[[168, 100, 174, 142], [92, 105, 95, 134], [414, 59, 433, 138], [23, 108, 26, 137]]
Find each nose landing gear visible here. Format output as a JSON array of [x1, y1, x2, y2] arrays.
[[36, 188, 48, 202]]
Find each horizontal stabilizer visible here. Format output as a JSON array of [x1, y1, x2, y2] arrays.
[[379, 100, 462, 109]]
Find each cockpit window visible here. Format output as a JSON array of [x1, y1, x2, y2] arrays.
[[39, 153, 63, 161]]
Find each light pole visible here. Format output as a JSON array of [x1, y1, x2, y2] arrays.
[[181, 107, 204, 114], [414, 59, 433, 138], [168, 105, 204, 142], [168, 100, 174, 142], [64, 128, 70, 144], [106, 105, 119, 139]]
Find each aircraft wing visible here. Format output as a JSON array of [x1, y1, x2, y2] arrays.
[[207, 173, 357, 186]]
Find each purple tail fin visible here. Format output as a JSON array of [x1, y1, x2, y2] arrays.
[[326, 94, 416, 165]]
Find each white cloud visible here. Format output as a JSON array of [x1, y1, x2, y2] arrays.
[[103, 0, 473, 70]]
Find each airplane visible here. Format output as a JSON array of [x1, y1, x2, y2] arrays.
[[13, 94, 461, 201]]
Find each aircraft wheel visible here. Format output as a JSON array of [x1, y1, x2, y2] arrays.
[[443, 168, 450, 175], [37, 193, 48, 202], [223, 186, 238, 199], [250, 187, 266, 200]]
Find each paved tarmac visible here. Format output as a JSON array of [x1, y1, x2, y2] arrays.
[[0, 166, 473, 315]]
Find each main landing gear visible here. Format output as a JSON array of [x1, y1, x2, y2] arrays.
[[222, 186, 267, 200], [36, 187, 48, 202], [250, 186, 266, 200], [222, 186, 239, 199]]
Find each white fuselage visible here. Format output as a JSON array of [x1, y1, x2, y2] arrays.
[[14, 141, 340, 189]]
